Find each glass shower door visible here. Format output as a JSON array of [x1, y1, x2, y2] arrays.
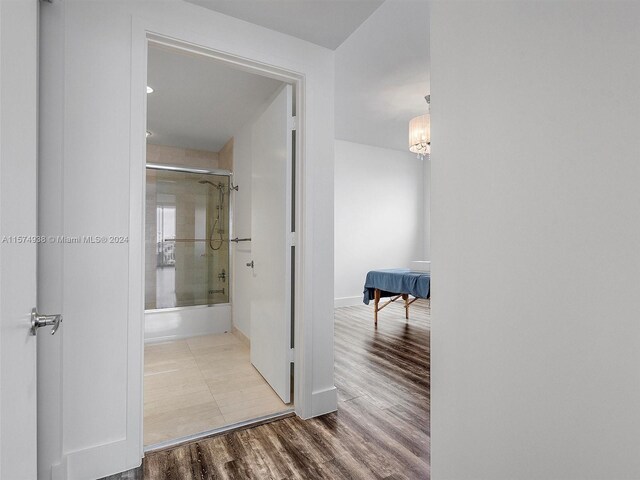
[[145, 167, 230, 310]]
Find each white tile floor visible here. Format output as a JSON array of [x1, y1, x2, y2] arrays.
[[143, 331, 290, 446]]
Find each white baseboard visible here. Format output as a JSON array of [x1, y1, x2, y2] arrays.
[[311, 386, 338, 417], [334, 296, 363, 308], [52, 438, 141, 480], [232, 325, 250, 347]]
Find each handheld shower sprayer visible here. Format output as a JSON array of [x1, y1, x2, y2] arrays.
[[198, 179, 227, 250]]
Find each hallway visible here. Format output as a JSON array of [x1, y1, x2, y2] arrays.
[[108, 299, 430, 479]]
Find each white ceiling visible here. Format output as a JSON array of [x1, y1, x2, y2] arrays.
[[184, 0, 384, 50], [150, 1, 430, 154], [146, 45, 283, 152], [335, 0, 430, 152]]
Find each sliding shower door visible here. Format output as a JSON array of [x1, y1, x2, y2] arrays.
[[145, 167, 230, 310]]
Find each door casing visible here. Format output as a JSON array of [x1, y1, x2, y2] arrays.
[[36, 3, 333, 477], [132, 28, 309, 455], [0, 1, 39, 478]]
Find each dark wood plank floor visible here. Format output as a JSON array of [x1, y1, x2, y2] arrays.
[[108, 299, 430, 480]]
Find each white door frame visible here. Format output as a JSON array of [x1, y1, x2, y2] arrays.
[[0, 1, 39, 478], [130, 22, 310, 454]]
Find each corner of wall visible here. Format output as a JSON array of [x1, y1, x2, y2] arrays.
[[310, 386, 338, 418]]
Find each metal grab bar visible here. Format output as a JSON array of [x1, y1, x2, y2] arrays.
[[164, 238, 209, 242], [164, 237, 251, 243]]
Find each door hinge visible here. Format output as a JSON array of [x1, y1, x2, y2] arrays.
[[288, 348, 295, 363], [289, 116, 298, 131], [288, 232, 297, 246]]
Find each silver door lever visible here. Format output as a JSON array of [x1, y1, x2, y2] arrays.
[[30, 308, 63, 336]]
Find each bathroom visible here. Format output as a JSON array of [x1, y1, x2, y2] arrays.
[[143, 43, 295, 448]]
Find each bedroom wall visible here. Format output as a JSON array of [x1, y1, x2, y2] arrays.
[[229, 119, 252, 339], [333, 0, 430, 305], [334, 140, 424, 306], [431, 2, 640, 478], [334, 0, 430, 151]]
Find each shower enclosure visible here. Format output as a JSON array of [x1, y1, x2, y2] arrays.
[[144, 165, 232, 341]]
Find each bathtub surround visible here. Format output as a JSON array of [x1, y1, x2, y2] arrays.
[[144, 166, 232, 342]]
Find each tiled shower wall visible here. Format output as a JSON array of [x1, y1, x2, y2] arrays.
[[147, 143, 220, 170]]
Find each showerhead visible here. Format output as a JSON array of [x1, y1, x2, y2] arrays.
[[199, 179, 227, 190]]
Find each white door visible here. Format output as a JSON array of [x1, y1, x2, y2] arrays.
[[250, 84, 294, 403], [0, 1, 39, 478]]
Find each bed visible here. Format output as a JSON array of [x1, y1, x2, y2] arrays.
[[363, 268, 430, 325]]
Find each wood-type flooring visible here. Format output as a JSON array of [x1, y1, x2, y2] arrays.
[[104, 299, 430, 479]]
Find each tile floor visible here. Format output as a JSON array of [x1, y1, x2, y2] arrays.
[[143, 331, 290, 446]]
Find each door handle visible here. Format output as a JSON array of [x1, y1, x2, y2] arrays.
[[246, 261, 254, 268], [30, 308, 63, 336]]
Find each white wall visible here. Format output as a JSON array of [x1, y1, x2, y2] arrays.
[[423, 157, 430, 260], [230, 117, 253, 337], [333, 0, 430, 305], [334, 140, 424, 305], [229, 86, 287, 339], [334, 0, 430, 151], [431, 2, 640, 479], [38, 1, 335, 478]]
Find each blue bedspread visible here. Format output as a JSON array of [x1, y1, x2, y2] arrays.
[[363, 269, 431, 305]]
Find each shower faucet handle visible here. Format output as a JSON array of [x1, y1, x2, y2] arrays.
[[246, 261, 254, 269]]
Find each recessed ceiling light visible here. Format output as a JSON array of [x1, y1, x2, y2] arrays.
[[146, 86, 154, 94], [146, 131, 152, 138]]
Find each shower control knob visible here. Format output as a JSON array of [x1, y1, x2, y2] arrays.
[[246, 261, 254, 268]]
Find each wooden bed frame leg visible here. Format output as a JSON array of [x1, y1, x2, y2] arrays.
[[374, 288, 381, 326], [402, 294, 409, 320]]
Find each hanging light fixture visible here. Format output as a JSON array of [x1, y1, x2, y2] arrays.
[[409, 94, 430, 160]]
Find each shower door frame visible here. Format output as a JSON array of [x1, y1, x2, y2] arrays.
[[144, 164, 234, 311], [130, 23, 313, 451]]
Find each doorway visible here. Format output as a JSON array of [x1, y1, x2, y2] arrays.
[[142, 41, 297, 449]]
